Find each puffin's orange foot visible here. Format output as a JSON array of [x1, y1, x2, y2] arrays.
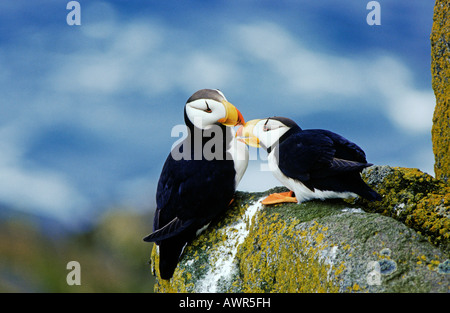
[[261, 191, 297, 205]]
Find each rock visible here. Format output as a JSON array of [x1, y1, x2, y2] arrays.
[[150, 167, 450, 293], [360, 166, 450, 252], [431, 0, 450, 183]]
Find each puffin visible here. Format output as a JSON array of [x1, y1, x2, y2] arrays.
[[143, 89, 248, 280], [238, 116, 381, 205]]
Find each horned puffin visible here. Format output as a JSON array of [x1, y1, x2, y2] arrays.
[[143, 89, 248, 280], [238, 117, 381, 205]]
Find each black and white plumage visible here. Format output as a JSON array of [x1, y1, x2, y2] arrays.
[[143, 89, 248, 280], [239, 117, 381, 203]]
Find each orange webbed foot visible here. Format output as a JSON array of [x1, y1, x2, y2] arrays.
[[261, 191, 297, 205]]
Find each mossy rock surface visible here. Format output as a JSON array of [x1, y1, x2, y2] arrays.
[[150, 166, 449, 293], [360, 166, 450, 252], [431, 0, 450, 183]]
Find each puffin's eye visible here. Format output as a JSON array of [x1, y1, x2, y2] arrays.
[[204, 101, 212, 113], [263, 119, 271, 132], [263, 122, 282, 132]]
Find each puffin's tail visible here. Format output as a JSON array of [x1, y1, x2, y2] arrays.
[[337, 171, 382, 202], [358, 184, 382, 202], [157, 236, 187, 280]]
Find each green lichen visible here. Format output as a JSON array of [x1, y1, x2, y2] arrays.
[[361, 166, 450, 253], [431, 0, 450, 183], [151, 245, 190, 293], [437, 259, 450, 274], [151, 192, 260, 292], [236, 211, 341, 293]]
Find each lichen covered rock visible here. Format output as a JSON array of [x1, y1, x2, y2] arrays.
[[431, 0, 450, 183], [150, 168, 450, 293], [361, 166, 450, 252], [151, 191, 264, 293]]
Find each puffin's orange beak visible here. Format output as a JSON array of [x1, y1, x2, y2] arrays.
[[236, 119, 262, 148], [218, 100, 245, 126]]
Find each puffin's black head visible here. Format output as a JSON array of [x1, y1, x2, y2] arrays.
[[183, 89, 244, 130], [268, 117, 301, 131], [187, 89, 226, 104], [237, 116, 301, 151]]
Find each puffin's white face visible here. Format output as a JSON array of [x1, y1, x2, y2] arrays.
[[237, 117, 292, 150], [186, 98, 227, 129], [254, 118, 290, 149], [185, 89, 244, 129]]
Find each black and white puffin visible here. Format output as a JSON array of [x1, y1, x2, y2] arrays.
[[143, 89, 248, 280], [238, 117, 381, 205]]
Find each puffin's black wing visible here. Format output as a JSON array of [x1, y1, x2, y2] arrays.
[[143, 153, 195, 245], [145, 150, 235, 242], [143, 143, 236, 279], [277, 129, 370, 182], [315, 129, 368, 163], [277, 128, 381, 201], [143, 216, 195, 243]]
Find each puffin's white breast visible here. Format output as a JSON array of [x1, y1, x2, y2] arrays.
[[228, 137, 249, 188], [268, 146, 357, 202]]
